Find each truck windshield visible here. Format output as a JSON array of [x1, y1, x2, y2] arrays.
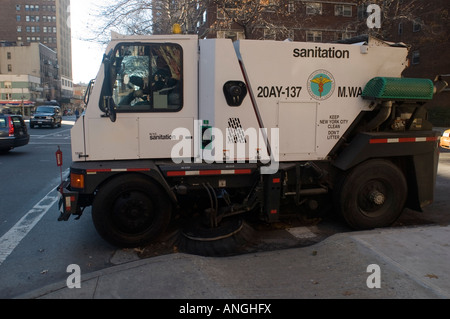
[[104, 43, 183, 113]]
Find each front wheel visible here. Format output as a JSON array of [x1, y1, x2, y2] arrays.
[[335, 159, 407, 230], [92, 175, 172, 247]]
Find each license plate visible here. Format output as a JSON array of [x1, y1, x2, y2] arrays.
[[38, 121, 42, 124]]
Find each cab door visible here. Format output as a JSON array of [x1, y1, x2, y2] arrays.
[[88, 36, 198, 161]]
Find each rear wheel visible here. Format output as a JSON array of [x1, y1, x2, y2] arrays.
[[92, 175, 172, 247], [335, 159, 407, 230]]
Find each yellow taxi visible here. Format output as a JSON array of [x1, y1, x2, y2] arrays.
[[440, 129, 450, 149]]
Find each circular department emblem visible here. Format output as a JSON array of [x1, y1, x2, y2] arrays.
[[307, 70, 336, 100]]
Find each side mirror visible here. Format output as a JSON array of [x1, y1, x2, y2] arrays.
[[105, 96, 116, 123], [84, 79, 95, 106]]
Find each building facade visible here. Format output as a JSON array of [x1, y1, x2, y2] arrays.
[[204, 0, 360, 42], [0, 0, 73, 105], [381, 0, 450, 109], [0, 42, 59, 115]]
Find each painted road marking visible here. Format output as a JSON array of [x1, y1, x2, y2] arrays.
[[0, 175, 67, 266]]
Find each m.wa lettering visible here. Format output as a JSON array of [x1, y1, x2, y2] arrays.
[[338, 86, 363, 98]]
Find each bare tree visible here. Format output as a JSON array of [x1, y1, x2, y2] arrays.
[[85, 0, 211, 43], [356, 0, 447, 42], [211, 0, 305, 40]]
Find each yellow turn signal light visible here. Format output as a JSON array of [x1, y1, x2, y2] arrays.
[[71, 173, 85, 189], [173, 24, 182, 34]]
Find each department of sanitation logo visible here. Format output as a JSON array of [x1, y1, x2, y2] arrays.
[[307, 70, 335, 101]]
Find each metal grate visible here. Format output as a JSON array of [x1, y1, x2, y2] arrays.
[[227, 118, 247, 144], [362, 77, 434, 101]]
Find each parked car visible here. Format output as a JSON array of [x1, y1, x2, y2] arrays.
[[0, 114, 30, 153], [30, 105, 62, 128], [440, 129, 450, 149]]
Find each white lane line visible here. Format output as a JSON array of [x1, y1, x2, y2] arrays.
[[31, 129, 72, 139], [0, 176, 67, 266]]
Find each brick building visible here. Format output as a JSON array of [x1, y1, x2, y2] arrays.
[[200, 0, 360, 42], [0, 0, 73, 105], [381, 0, 450, 109]]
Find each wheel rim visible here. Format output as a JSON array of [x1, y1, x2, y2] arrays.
[[357, 179, 392, 218], [111, 191, 155, 234]]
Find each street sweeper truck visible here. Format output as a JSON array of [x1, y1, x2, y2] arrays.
[[57, 32, 447, 249]]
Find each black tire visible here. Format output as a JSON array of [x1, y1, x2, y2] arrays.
[[335, 159, 407, 230], [92, 174, 172, 247]]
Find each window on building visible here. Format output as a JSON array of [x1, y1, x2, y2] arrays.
[[412, 51, 420, 65], [288, 29, 295, 41], [16, 15, 21, 22], [413, 20, 422, 32], [217, 4, 245, 20], [216, 31, 244, 41], [288, 1, 295, 13], [306, 3, 322, 15], [16, 5, 21, 11], [4, 82, 12, 89], [264, 29, 277, 40], [337, 32, 352, 40], [335, 5, 352, 17], [7, 52, 11, 60], [260, 0, 276, 5], [306, 31, 322, 42], [8, 65, 12, 72]]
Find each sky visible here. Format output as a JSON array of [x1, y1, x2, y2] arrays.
[[70, 0, 108, 84]]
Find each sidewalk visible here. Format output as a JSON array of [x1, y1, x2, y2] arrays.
[[19, 224, 450, 299]]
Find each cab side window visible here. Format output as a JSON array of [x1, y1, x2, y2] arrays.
[[112, 43, 183, 113]]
